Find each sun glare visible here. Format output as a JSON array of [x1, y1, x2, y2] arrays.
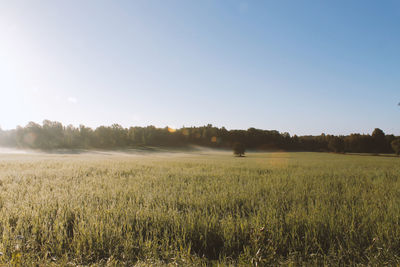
[[167, 127, 176, 133]]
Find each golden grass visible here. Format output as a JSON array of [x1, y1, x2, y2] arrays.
[[0, 151, 399, 265]]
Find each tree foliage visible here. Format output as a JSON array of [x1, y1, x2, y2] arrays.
[[391, 139, 400, 155], [233, 142, 245, 157], [0, 121, 397, 154], [328, 136, 345, 153]]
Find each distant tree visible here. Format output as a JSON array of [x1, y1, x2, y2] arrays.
[[372, 128, 389, 153], [386, 134, 396, 150], [18, 122, 43, 148], [233, 142, 245, 157], [391, 139, 400, 155], [79, 125, 94, 148], [328, 136, 345, 153], [64, 125, 79, 148], [42, 120, 64, 149]]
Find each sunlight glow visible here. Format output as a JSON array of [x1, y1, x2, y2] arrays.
[[167, 127, 176, 133]]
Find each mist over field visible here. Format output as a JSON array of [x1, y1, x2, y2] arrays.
[[0, 147, 30, 155], [0, 145, 230, 158]]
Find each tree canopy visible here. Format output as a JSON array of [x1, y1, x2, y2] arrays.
[[233, 142, 246, 157], [391, 139, 400, 155], [0, 120, 397, 154]]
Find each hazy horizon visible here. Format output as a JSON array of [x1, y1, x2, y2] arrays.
[[1, 1, 399, 135]]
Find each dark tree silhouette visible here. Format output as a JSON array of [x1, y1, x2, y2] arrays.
[[328, 136, 345, 153], [371, 128, 387, 153], [391, 139, 400, 155], [233, 142, 245, 157], [0, 120, 397, 154]]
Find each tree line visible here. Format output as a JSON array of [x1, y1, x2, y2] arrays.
[[0, 120, 399, 154]]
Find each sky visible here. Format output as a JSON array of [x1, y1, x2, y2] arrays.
[[0, 0, 399, 135]]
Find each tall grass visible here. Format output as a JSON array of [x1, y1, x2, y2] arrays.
[[0, 152, 399, 265]]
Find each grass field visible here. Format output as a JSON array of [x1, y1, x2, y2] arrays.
[[0, 150, 399, 266]]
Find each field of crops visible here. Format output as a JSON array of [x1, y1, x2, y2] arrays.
[[0, 150, 399, 266]]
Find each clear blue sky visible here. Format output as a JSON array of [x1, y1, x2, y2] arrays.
[[0, 0, 399, 135]]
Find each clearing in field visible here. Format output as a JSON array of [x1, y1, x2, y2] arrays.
[[0, 150, 399, 265]]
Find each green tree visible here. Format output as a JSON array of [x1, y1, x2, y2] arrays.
[[372, 128, 387, 153], [328, 136, 345, 153], [391, 139, 400, 155], [233, 142, 245, 157]]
